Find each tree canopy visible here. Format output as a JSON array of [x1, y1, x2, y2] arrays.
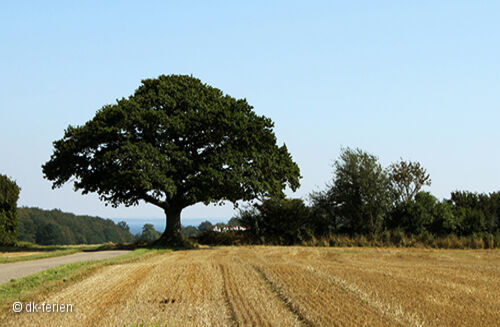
[[0, 174, 20, 245], [389, 159, 431, 204], [17, 207, 135, 244], [328, 147, 393, 234], [137, 224, 161, 242], [198, 221, 213, 232], [43, 75, 300, 244]]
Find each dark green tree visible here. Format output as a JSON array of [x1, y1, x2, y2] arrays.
[[449, 191, 480, 209], [490, 192, 500, 232], [329, 147, 392, 234], [239, 198, 312, 245], [17, 207, 134, 245], [309, 190, 338, 235], [42, 75, 300, 245], [138, 224, 161, 242], [398, 192, 438, 235], [430, 201, 456, 235], [198, 221, 213, 232], [227, 217, 241, 227], [180, 225, 199, 238], [0, 174, 20, 245], [455, 208, 487, 235], [449, 191, 492, 234], [117, 221, 130, 232], [18, 218, 36, 243], [36, 222, 65, 245]]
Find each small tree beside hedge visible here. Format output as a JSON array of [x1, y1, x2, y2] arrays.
[[0, 174, 20, 245]]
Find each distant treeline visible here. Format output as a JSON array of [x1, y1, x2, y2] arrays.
[[134, 220, 240, 242], [17, 207, 134, 245]]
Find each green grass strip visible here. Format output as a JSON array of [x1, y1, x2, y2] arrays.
[[0, 248, 166, 320], [0, 243, 110, 264], [0, 249, 82, 264]]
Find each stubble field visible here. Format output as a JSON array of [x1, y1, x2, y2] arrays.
[[3, 246, 500, 327]]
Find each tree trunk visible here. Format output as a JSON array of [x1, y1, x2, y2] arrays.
[[156, 206, 183, 245]]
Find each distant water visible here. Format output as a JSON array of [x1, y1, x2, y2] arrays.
[[110, 217, 230, 235]]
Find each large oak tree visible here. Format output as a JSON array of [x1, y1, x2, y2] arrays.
[[42, 75, 300, 244]]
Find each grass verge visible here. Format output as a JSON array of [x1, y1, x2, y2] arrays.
[[0, 248, 166, 320], [0, 248, 83, 264], [0, 242, 136, 264]]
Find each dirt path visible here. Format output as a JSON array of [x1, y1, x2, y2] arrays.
[[0, 251, 131, 285], [3, 247, 500, 327]]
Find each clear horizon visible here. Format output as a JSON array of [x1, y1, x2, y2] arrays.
[[2, 1, 499, 220]]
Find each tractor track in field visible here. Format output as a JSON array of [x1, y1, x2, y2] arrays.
[[251, 264, 314, 327], [219, 264, 239, 327], [2, 247, 500, 327]]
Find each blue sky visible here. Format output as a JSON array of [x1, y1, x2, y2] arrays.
[[1, 1, 499, 223]]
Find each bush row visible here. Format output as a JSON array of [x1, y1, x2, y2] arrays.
[[196, 148, 499, 248]]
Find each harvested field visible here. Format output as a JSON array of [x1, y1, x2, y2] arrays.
[[3, 247, 500, 327], [0, 252, 40, 258]]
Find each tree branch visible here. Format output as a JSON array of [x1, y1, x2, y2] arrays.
[[141, 194, 166, 209]]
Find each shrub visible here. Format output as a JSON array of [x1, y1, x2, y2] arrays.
[[495, 231, 500, 248], [390, 228, 405, 246], [396, 192, 437, 235], [238, 198, 313, 245], [483, 233, 494, 249], [198, 221, 213, 232], [196, 231, 250, 246], [417, 230, 435, 246], [430, 201, 457, 235], [181, 226, 200, 238], [467, 235, 485, 249]]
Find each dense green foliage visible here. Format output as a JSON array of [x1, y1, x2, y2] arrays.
[[135, 224, 161, 242], [227, 148, 499, 248], [43, 74, 301, 244], [0, 175, 20, 245], [180, 225, 199, 238], [387, 192, 499, 237], [309, 148, 394, 236], [227, 217, 241, 226], [328, 148, 393, 234], [198, 221, 213, 232], [134, 223, 202, 241], [239, 198, 312, 245], [388, 192, 454, 235], [196, 230, 249, 246], [17, 207, 134, 245], [306, 148, 500, 238]]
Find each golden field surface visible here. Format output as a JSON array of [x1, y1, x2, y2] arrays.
[[0, 252, 41, 257], [3, 246, 500, 327]]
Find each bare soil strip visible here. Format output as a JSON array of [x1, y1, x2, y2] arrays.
[[3, 247, 500, 327]]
